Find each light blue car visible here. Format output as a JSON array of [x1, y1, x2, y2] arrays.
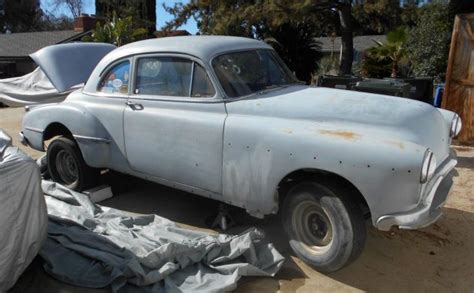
[[20, 36, 462, 271]]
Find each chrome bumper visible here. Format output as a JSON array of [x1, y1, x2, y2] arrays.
[[376, 153, 457, 231], [19, 131, 29, 146]]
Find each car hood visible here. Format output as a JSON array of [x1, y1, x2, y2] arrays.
[[225, 86, 451, 161]]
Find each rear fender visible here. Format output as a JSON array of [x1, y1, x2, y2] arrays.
[[22, 102, 111, 168]]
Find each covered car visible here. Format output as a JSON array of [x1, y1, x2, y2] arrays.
[[0, 130, 48, 291]]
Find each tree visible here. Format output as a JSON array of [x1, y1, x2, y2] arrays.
[[406, 3, 451, 80], [360, 53, 391, 78], [366, 27, 408, 78], [352, 0, 403, 35], [265, 21, 322, 83], [50, 0, 83, 18], [96, 0, 156, 35], [164, 1, 350, 81], [0, 0, 43, 32], [37, 13, 75, 31], [82, 12, 147, 46], [448, 0, 474, 17]]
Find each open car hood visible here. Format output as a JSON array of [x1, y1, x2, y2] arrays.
[[30, 43, 116, 93]]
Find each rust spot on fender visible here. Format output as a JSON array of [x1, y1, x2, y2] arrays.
[[319, 129, 360, 141]]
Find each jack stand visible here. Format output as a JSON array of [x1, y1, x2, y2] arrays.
[[206, 203, 236, 231]]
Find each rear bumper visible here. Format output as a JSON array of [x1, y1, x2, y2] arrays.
[[375, 152, 457, 231], [19, 131, 29, 146]]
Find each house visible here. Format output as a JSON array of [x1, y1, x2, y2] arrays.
[[0, 15, 99, 78]]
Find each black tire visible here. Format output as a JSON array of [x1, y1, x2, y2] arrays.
[[47, 136, 99, 191], [282, 181, 366, 272], [36, 154, 50, 179]]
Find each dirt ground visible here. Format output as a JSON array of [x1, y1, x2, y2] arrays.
[[2, 106, 474, 292]]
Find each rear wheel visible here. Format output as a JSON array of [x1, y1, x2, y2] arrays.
[[47, 136, 99, 191], [282, 181, 366, 272]]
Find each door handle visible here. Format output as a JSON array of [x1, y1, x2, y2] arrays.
[[126, 101, 144, 111]]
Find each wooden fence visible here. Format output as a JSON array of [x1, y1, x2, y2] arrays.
[[443, 14, 474, 144]]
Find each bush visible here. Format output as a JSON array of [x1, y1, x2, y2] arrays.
[[359, 53, 391, 78], [406, 3, 452, 81]]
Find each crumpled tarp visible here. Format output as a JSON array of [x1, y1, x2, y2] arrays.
[[41, 181, 285, 292], [0, 67, 73, 107], [0, 130, 48, 292]]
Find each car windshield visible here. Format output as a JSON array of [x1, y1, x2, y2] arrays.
[[212, 49, 299, 98]]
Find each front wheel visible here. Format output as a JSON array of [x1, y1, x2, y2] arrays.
[[47, 136, 99, 191], [282, 181, 366, 272]]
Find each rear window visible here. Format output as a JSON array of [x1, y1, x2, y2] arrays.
[[98, 61, 130, 94]]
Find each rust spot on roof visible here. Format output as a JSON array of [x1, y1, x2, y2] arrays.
[[384, 140, 405, 150], [282, 128, 293, 134], [319, 129, 360, 141]]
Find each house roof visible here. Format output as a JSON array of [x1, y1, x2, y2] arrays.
[[0, 30, 88, 59], [315, 35, 387, 53]]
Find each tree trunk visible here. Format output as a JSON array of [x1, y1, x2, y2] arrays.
[[391, 61, 398, 78], [337, 3, 353, 75], [145, 0, 156, 36]]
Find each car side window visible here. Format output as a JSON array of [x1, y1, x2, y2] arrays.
[[98, 61, 130, 94], [191, 64, 216, 98], [135, 57, 192, 97]]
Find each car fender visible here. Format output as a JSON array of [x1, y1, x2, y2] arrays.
[[222, 115, 426, 222], [22, 99, 112, 168]]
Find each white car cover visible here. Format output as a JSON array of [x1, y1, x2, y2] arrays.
[[0, 42, 116, 107], [0, 67, 72, 107], [0, 130, 48, 291]]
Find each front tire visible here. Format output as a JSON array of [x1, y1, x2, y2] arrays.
[[282, 181, 366, 272], [47, 136, 99, 191]]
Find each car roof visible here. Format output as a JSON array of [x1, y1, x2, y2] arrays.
[[102, 35, 272, 64]]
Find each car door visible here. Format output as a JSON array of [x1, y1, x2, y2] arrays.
[[79, 59, 130, 172], [123, 54, 226, 194]]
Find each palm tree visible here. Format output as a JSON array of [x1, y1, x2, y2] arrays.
[[264, 20, 323, 84], [367, 27, 408, 78], [82, 12, 147, 46]]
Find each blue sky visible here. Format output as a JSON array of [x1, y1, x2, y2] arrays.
[[40, 0, 198, 34]]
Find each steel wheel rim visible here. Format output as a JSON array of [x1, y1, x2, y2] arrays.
[[55, 150, 79, 185], [292, 199, 334, 255]]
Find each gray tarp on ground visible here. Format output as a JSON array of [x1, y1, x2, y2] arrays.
[[0, 130, 48, 292], [0, 67, 71, 107], [40, 181, 285, 292]]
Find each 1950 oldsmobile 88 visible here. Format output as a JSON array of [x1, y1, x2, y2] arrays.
[[20, 36, 462, 272]]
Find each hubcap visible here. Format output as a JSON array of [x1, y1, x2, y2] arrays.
[[292, 200, 333, 255], [55, 150, 79, 185]]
